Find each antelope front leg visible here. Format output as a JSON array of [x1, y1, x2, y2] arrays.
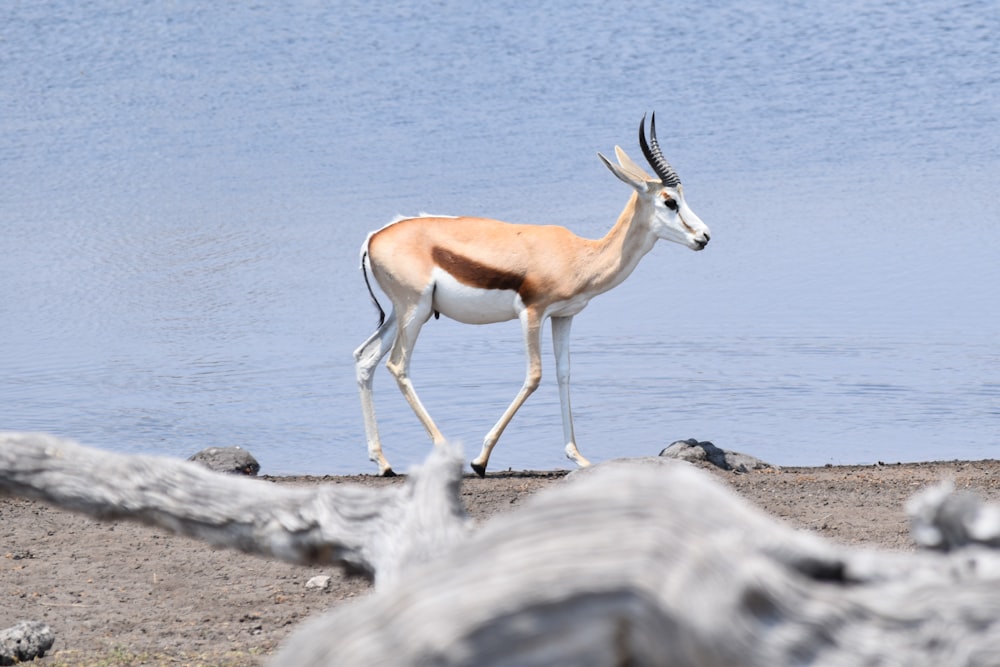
[[551, 315, 591, 468], [471, 310, 543, 478]]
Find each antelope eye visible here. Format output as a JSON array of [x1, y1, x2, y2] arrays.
[[664, 198, 678, 211]]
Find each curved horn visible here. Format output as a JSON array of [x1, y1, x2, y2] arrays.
[[638, 113, 681, 187]]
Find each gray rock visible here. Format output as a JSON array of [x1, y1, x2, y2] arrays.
[[0, 620, 55, 665], [188, 446, 260, 475], [659, 439, 775, 473], [306, 575, 332, 590]]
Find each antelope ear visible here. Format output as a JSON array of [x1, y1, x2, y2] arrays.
[[614, 146, 653, 182], [598, 152, 651, 192]]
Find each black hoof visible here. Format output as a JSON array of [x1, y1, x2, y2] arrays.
[[470, 462, 487, 478], [381, 468, 398, 478]]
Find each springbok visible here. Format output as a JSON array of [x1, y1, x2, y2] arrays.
[[354, 114, 710, 477]]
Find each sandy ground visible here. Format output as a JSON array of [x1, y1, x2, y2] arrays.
[[3, 458, 1000, 666]]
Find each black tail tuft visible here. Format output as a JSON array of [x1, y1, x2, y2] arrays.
[[361, 250, 386, 328]]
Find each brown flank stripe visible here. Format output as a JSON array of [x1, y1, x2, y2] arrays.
[[431, 246, 534, 301]]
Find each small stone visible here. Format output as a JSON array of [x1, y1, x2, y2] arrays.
[[188, 447, 260, 475], [659, 439, 775, 473], [305, 575, 331, 591]]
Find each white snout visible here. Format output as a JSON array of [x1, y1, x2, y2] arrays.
[[680, 209, 711, 251], [688, 227, 711, 251]]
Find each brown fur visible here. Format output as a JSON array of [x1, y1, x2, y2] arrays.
[[431, 246, 526, 294]]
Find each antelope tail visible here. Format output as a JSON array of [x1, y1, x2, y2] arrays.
[[360, 249, 386, 328]]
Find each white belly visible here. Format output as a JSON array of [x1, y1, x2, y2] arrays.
[[545, 293, 593, 318], [431, 269, 521, 324]]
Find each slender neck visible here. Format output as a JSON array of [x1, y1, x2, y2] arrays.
[[584, 192, 658, 295]]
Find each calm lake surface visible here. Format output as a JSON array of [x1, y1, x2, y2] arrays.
[[2, 0, 998, 475]]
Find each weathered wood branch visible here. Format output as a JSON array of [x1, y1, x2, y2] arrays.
[[275, 458, 1000, 666], [6, 432, 1000, 666], [907, 480, 1000, 551], [0, 432, 471, 587]]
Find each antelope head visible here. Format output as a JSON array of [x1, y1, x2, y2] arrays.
[[598, 113, 711, 251]]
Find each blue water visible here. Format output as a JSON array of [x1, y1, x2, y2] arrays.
[[1, 0, 998, 475]]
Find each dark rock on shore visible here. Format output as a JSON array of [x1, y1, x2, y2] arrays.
[[659, 438, 776, 473], [188, 446, 260, 475]]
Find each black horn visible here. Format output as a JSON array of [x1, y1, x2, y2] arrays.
[[639, 113, 681, 187]]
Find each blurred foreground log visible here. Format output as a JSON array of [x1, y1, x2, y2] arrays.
[[0, 432, 470, 587], [4, 432, 1000, 666]]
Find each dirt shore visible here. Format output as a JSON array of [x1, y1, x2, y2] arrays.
[[3, 458, 1000, 666]]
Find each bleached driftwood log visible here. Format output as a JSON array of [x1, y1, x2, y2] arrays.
[[5, 432, 1000, 666], [0, 432, 470, 588], [276, 459, 1000, 666]]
